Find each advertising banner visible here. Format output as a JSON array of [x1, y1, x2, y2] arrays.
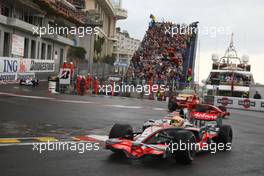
[[29, 59, 55, 73], [11, 34, 25, 56], [59, 68, 71, 85], [0, 57, 55, 73], [214, 96, 264, 112], [0, 57, 55, 81], [0, 58, 19, 73], [0, 73, 17, 81]]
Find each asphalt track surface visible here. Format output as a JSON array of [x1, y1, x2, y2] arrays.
[[0, 83, 264, 176]]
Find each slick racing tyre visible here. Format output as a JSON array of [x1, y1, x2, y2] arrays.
[[213, 125, 232, 151], [109, 124, 134, 140], [168, 99, 178, 112], [172, 130, 196, 164]]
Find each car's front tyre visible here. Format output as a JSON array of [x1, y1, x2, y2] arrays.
[[109, 124, 134, 140], [108, 124, 134, 154], [172, 130, 196, 164]]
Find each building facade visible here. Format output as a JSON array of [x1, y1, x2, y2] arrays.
[[83, 0, 127, 75], [113, 28, 140, 75], [0, 0, 127, 82], [0, 0, 86, 81]]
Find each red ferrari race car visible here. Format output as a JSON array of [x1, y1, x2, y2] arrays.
[[168, 89, 200, 112], [105, 111, 232, 164], [189, 104, 230, 120]]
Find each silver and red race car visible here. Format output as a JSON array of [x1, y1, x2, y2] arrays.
[[105, 107, 232, 164]]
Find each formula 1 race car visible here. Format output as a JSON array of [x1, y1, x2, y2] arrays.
[[168, 89, 200, 112], [105, 110, 232, 164], [19, 78, 39, 86], [190, 104, 230, 119]]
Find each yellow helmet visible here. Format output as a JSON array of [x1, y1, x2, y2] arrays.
[[170, 116, 184, 128]]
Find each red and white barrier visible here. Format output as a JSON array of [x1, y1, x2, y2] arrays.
[[214, 96, 264, 112]]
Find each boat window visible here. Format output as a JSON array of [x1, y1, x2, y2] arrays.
[[208, 72, 252, 87]]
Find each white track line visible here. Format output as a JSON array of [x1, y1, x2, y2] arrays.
[[55, 100, 95, 104], [0, 141, 98, 147], [86, 135, 109, 142], [103, 105, 142, 109], [152, 108, 167, 111], [0, 92, 55, 100], [0, 92, 166, 111]]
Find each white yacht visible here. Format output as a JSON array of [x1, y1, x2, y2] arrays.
[[205, 34, 254, 98]]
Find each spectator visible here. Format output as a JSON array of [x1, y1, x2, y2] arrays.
[[126, 20, 196, 86], [253, 91, 262, 99]]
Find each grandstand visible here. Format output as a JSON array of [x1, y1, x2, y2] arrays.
[[126, 21, 198, 88]]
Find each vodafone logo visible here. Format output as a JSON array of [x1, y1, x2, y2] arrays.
[[192, 112, 217, 121]]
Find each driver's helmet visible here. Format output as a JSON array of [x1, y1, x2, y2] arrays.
[[170, 115, 185, 128]]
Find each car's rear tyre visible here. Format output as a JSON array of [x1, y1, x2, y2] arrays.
[[168, 99, 177, 112], [109, 124, 134, 140], [172, 130, 196, 164], [213, 125, 232, 151]]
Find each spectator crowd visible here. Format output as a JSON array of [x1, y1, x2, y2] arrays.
[[208, 72, 252, 87], [126, 18, 197, 88]]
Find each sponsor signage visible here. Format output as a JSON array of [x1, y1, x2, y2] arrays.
[[238, 99, 256, 109], [217, 97, 233, 106], [0, 73, 17, 81], [0, 57, 55, 82], [30, 60, 55, 73], [12, 34, 25, 56], [192, 112, 218, 121], [0, 57, 55, 73], [59, 68, 71, 85], [0, 58, 19, 73], [214, 96, 264, 112]]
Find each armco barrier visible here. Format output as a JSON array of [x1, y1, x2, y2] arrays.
[[214, 96, 264, 112]]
